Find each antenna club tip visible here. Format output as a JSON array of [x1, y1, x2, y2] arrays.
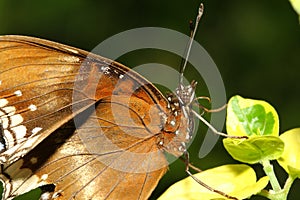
[[199, 3, 204, 13]]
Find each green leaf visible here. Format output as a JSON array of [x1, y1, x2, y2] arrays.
[[0, 181, 41, 200], [278, 128, 300, 178], [226, 95, 279, 137], [223, 136, 284, 164], [158, 164, 269, 200], [12, 188, 41, 200]]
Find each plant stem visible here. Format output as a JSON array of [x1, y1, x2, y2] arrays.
[[258, 189, 275, 199], [261, 160, 281, 192], [259, 162, 295, 200], [282, 175, 295, 195]]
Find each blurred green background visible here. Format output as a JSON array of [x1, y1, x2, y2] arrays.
[[0, 0, 299, 199]]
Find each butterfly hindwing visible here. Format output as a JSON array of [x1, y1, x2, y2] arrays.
[[1, 96, 169, 199]]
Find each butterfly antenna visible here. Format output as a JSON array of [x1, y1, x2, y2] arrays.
[[178, 3, 247, 139], [179, 3, 204, 85]]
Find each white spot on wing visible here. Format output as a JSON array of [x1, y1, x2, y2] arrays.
[[1, 117, 8, 129], [2, 106, 16, 116], [21, 136, 39, 149], [28, 104, 37, 111], [0, 99, 8, 107], [41, 192, 51, 200], [0, 105, 23, 128], [11, 125, 27, 141], [3, 130, 14, 148], [32, 127, 42, 134], [10, 114, 24, 127], [14, 90, 22, 96], [170, 120, 176, 126], [41, 174, 48, 180]]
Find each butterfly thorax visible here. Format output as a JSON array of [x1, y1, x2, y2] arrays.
[[159, 82, 196, 157]]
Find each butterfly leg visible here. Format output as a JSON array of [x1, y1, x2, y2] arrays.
[[182, 151, 239, 200]]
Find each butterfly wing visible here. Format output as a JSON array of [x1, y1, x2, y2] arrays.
[[0, 35, 170, 165], [0, 35, 174, 199], [0, 36, 90, 164], [2, 96, 169, 199]]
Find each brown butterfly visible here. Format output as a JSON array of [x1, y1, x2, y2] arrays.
[[0, 33, 188, 198], [0, 4, 239, 200]]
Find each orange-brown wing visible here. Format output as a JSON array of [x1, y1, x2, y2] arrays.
[[0, 35, 169, 165], [2, 96, 168, 200], [0, 35, 89, 164], [0, 35, 173, 199]]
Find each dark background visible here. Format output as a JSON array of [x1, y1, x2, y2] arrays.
[[1, 0, 299, 199]]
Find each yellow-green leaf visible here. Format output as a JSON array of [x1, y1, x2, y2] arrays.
[[226, 95, 279, 137], [158, 164, 269, 200], [278, 128, 300, 178], [223, 136, 284, 164], [290, 0, 300, 22]]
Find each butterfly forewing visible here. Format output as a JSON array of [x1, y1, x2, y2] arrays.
[[0, 37, 85, 164], [0, 35, 168, 165]]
